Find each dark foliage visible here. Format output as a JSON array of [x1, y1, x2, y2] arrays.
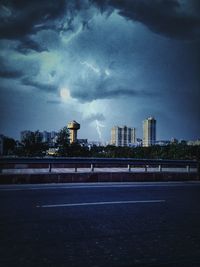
[[56, 126, 70, 156], [18, 130, 48, 156], [1, 132, 200, 160], [2, 137, 16, 155]]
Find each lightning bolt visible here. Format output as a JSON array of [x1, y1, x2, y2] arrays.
[[95, 120, 105, 141], [80, 61, 100, 74]]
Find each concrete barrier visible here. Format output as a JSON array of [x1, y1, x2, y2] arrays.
[[0, 171, 198, 184]]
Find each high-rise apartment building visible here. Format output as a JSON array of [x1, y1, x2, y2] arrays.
[[111, 126, 136, 147], [143, 117, 156, 147], [42, 131, 51, 143]]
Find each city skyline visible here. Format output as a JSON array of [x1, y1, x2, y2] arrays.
[[0, 1, 200, 142], [18, 116, 199, 145]]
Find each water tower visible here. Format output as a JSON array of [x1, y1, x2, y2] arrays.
[[67, 120, 80, 144]]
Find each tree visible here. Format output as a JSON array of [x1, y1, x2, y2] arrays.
[[2, 136, 16, 155], [67, 143, 91, 157], [56, 127, 70, 156], [21, 130, 48, 156]]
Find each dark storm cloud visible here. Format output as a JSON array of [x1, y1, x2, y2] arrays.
[[0, 57, 24, 78], [46, 100, 61, 105], [16, 37, 48, 54], [0, 0, 96, 42], [1, 0, 199, 46], [0, 69, 23, 78], [84, 113, 105, 123], [92, 0, 200, 40], [72, 85, 155, 102], [0, 0, 66, 40], [21, 77, 57, 92]]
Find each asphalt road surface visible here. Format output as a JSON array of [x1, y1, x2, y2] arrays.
[[1, 182, 200, 267]]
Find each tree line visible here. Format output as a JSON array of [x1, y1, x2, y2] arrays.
[[1, 127, 200, 160]]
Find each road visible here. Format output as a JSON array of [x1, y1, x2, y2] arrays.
[[1, 182, 200, 267]]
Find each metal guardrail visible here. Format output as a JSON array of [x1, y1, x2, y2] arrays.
[[0, 157, 199, 175]]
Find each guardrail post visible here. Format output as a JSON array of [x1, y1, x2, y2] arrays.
[[145, 165, 147, 172], [186, 165, 190, 173], [197, 162, 200, 180], [128, 164, 131, 172], [91, 164, 94, 172], [48, 163, 52, 173], [158, 165, 162, 172], [75, 166, 77, 172]]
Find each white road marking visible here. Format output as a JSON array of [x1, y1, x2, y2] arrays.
[[37, 199, 165, 208]]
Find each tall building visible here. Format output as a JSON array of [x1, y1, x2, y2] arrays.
[[42, 131, 51, 143], [111, 126, 136, 147], [67, 120, 80, 144], [50, 131, 57, 139], [143, 117, 156, 147]]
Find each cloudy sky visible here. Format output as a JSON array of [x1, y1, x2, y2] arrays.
[[0, 0, 200, 142]]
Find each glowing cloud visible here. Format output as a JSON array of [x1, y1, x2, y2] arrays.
[[105, 69, 110, 76], [60, 87, 71, 102]]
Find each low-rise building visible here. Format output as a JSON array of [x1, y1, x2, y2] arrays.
[[187, 139, 200, 146]]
